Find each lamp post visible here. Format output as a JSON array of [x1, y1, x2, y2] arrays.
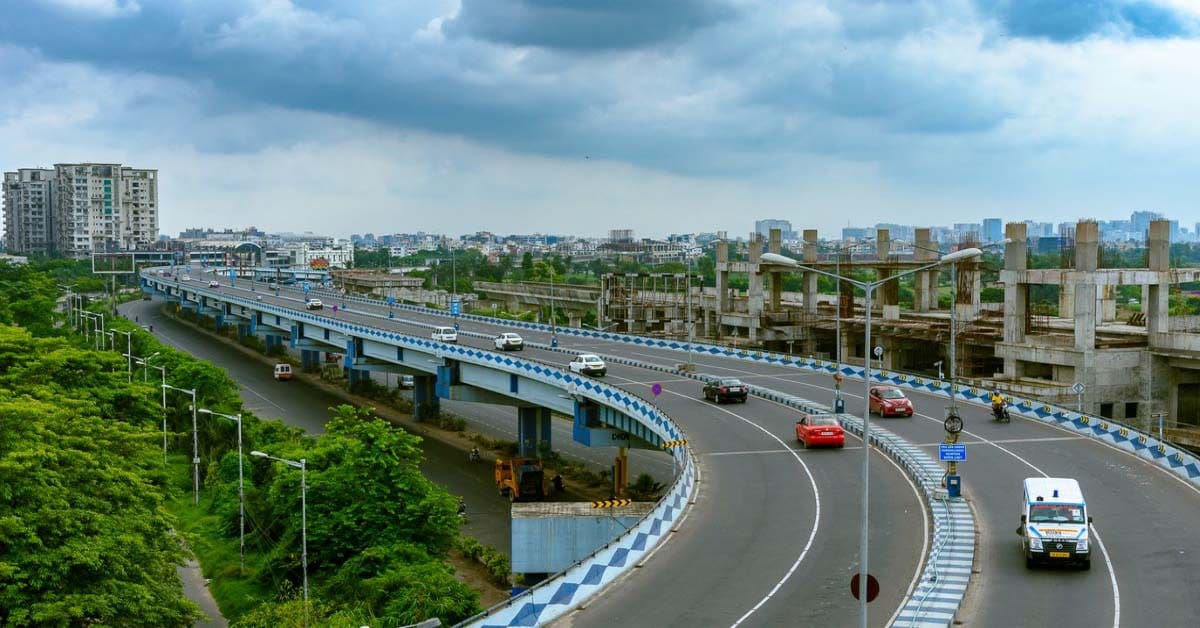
[[549, 261, 557, 347], [765, 247, 982, 628], [250, 451, 308, 606], [112, 329, 133, 382], [200, 408, 245, 573], [163, 384, 199, 504]]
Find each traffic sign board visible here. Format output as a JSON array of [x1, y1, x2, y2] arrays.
[[651, 383, 663, 397], [450, 299, 461, 316], [1072, 382, 1085, 394], [939, 444, 967, 462]]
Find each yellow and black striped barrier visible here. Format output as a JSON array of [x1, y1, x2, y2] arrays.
[[662, 439, 688, 449], [592, 499, 633, 509]]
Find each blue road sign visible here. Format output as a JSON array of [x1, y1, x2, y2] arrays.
[[386, 296, 395, 305], [939, 444, 967, 462], [303, 281, 312, 292], [229, 270, 236, 280], [450, 299, 461, 316]]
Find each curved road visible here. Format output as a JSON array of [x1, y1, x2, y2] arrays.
[[280, 280, 1200, 628], [152, 274, 927, 627]]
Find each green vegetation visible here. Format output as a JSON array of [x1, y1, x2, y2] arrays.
[[0, 260, 484, 626]]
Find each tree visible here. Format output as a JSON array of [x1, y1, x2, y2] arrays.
[[0, 377, 200, 626], [520, 252, 534, 280]]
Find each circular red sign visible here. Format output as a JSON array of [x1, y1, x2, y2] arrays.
[[850, 573, 880, 603]]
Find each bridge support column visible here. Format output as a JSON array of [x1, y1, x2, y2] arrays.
[[413, 375, 440, 420], [237, 323, 249, 340], [264, 334, 283, 354], [613, 447, 628, 498], [518, 406, 552, 458], [215, 313, 226, 331], [301, 349, 319, 370]]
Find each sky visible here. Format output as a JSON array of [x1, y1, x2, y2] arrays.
[[2, 0, 1200, 239]]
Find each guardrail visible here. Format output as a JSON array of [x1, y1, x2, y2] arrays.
[[143, 270, 697, 628]]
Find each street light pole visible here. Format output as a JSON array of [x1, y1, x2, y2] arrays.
[[765, 248, 982, 628], [113, 330, 133, 383], [164, 384, 199, 504], [250, 451, 308, 608], [200, 409, 244, 573], [687, 257, 695, 369]]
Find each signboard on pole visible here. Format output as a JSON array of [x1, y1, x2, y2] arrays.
[[450, 299, 461, 316], [939, 444, 967, 462]]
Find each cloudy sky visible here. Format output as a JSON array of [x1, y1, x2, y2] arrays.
[[2, 0, 1199, 239]]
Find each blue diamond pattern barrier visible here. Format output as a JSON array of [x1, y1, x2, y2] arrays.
[[142, 271, 698, 628]]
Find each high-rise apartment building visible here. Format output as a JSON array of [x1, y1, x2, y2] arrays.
[[755, 219, 794, 240], [52, 163, 158, 258], [2, 168, 56, 255], [982, 218, 1002, 243]]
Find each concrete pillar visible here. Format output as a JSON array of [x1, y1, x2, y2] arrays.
[[913, 228, 933, 313], [802, 230, 819, 315], [748, 235, 764, 342], [518, 406, 552, 458], [301, 349, 318, 370], [347, 368, 364, 388], [1072, 221, 1099, 351], [716, 241, 730, 315], [1059, 281, 1075, 318], [1146, 220, 1171, 340], [412, 374, 440, 420], [237, 323, 249, 340], [1002, 222, 1028, 378], [1098, 285, 1117, 323], [215, 313, 225, 331], [568, 313, 582, 329], [1075, 220, 1099, 272], [874, 229, 897, 315]]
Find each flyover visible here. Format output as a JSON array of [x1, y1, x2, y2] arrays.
[[276, 282, 1200, 628], [142, 267, 928, 627]]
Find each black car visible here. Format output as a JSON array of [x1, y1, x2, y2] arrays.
[[703, 378, 748, 403]]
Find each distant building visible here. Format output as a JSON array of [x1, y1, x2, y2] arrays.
[[842, 227, 871, 241], [983, 218, 1002, 243], [755, 219, 794, 240], [1130, 211, 1161, 238], [3, 168, 56, 255], [53, 163, 159, 257], [608, 229, 635, 244]]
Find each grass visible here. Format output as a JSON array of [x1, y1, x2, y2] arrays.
[[165, 455, 276, 623]]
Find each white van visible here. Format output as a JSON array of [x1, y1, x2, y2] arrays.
[[1017, 477, 1092, 570], [432, 326, 458, 343]]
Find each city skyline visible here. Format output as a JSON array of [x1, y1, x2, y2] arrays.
[[2, 2, 1199, 237]]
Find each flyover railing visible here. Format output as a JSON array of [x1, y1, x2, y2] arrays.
[[142, 269, 697, 628]]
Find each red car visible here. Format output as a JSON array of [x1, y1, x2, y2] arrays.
[[869, 386, 914, 417], [795, 413, 845, 449]]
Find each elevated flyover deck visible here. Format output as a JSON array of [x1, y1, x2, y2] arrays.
[[143, 268, 926, 627]]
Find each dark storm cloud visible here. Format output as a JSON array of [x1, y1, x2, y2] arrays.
[[441, 0, 736, 51]]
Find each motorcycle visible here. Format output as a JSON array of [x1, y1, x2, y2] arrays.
[[457, 499, 468, 524], [468, 448, 480, 463], [992, 402, 1011, 423]]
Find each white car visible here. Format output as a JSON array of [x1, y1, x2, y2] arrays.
[[432, 326, 458, 343], [494, 332, 524, 351], [305, 298, 323, 310], [208, 280, 220, 288], [569, 354, 607, 377]]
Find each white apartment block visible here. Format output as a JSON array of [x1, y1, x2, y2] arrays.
[[285, 243, 353, 269], [52, 163, 159, 258], [3, 168, 56, 255]]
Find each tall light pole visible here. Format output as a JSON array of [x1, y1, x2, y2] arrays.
[[113, 329, 133, 382], [765, 247, 982, 628], [549, 260, 557, 346], [250, 451, 308, 607], [686, 256, 695, 369], [200, 409, 245, 573], [164, 384, 199, 504]]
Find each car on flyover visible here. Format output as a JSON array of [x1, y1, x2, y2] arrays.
[[868, 385, 914, 417], [702, 377, 748, 403], [432, 326, 458, 343], [795, 413, 845, 449], [494, 332, 524, 351], [568, 354, 607, 377], [208, 280, 220, 288], [305, 298, 323, 310]]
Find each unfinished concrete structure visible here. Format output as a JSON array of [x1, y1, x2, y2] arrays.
[[997, 219, 1200, 428]]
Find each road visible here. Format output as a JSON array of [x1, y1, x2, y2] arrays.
[[162, 276, 928, 627], [271, 279, 1200, 628]]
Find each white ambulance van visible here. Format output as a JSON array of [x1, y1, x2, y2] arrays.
[[1017, 477, 1093, 570]]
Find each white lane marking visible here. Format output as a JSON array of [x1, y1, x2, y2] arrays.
[[747, 393, 929, 627], [911, 435, 1087, 447], [606, 374, 823, 628], [705, 446, 865, 456]]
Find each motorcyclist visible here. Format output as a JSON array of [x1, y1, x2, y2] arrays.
[[457, 498, 467, 517], [990, 390, 1006, 419], [469, 447, 480, 463]]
